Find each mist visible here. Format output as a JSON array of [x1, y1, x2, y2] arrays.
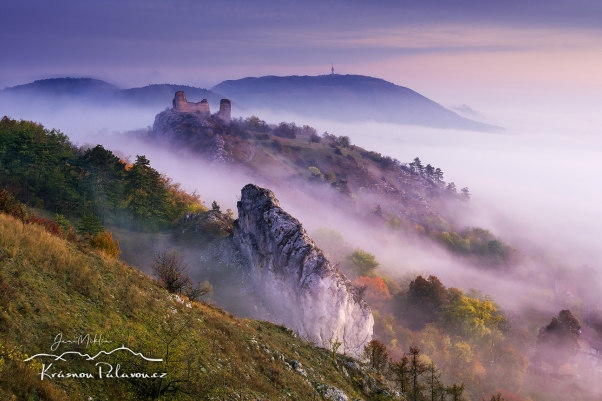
[[2, 80, 601, 399], [2, 89, 600, 307]]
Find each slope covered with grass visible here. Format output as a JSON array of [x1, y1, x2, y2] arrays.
[[0, 212, 390, 400]]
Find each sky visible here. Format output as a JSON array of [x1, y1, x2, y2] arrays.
[[2, 0, 602, 107]]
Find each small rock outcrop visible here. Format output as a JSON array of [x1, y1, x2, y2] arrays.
[[232, 184, 373, 357]]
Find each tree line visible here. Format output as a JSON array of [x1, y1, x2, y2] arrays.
[[409, 157, 470, 199], [0, 116, 202, 231]]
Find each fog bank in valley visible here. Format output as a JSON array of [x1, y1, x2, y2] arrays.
[[0, 90, 600, 314]]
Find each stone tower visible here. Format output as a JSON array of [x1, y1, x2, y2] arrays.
[[217, 99, 231, 125]]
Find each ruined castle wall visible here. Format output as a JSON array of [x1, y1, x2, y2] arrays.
[[172, 91, 210, 115]]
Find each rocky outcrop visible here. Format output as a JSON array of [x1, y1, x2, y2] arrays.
[[152, 92, 253, 163], [231, 184, 373, 357]]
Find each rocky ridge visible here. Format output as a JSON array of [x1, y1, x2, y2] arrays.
[[152, 108, 253, 163], [230, 184, 374, 357]]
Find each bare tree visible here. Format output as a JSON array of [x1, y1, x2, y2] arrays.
[[183, 279, 212, 301], [151, 251, 190, 294]]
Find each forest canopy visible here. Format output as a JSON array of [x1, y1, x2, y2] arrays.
[[0, 116, 203, 230]]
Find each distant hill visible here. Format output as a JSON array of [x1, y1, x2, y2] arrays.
[[119, 83, 222, 107], [1, 75, 500, 131], [2, 77, 118, 97], [213, 74, 500, 131], [0, 78, 224, 108]]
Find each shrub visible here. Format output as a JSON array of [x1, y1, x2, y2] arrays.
[[245, 116, 271, 133], [336, 135, 350, 148], [0, 190, 27, 222], [308, 166, 322, 179], [150, 251, 211, 300], [26, 216, 63, 237], [183, 279, 212, 301], [324, 171, 336, 183], [89, 231, 121, 258]]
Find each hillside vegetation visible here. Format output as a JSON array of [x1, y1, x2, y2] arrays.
[[0, 212, 393, 400], [146, 112, 514, 266], [0, 116, 599, 401], [0, 116, 204, 231]]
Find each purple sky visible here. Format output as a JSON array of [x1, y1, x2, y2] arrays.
[[2, 0, 602, 103]]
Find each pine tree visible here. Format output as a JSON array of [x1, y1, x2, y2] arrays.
[[77, 213, 105, 236], [390, 354, 411, 396], [408, 347, 428, 401]]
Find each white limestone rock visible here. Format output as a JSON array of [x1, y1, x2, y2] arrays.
[[232, 184, 373, 357]]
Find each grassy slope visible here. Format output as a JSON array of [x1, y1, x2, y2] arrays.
[[0, 213, 389, 400]]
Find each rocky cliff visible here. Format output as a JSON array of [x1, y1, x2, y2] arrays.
[[231, 184, 373, 357]]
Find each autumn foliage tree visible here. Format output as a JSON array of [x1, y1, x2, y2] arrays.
[[353, 276, 391, 308], [404, 275, 448, 330], [534, 310, 581, 372]]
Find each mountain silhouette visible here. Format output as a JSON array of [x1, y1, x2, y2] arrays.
[[213, 74, 499, 131]]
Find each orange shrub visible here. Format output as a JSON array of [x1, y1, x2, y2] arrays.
[[89, 231, 121, 258]]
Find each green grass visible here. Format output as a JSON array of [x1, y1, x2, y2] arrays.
[[0, 213, 391, 400]]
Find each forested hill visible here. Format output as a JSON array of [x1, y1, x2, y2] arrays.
[[1, 78, 224, 108], [0, 116, 598, 401], [0, 116, 202, 231], [2, 75, 499, 131], [212, 74, 500, 131]]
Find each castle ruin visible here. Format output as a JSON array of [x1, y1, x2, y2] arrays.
[[172, 91, 231, 124], [217, 99, 231, 124]]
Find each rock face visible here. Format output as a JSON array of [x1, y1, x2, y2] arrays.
[[232, 184, 373, 357]]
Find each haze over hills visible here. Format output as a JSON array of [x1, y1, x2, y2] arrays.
[[213, 74, 500, 131], [1, 75, 499, 131], [0, 77, 224, 108]]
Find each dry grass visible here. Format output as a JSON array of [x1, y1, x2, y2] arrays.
[[0, 213, 388, 400]]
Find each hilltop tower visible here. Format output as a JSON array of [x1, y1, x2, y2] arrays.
[[331, 63, 334, 75], [172, 91, 210, 115], [217, 99, 231, 125]]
